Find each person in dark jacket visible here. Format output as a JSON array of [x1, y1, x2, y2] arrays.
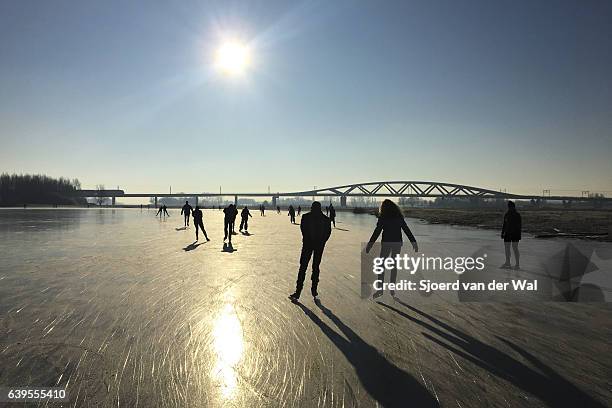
[[192, 206, 210, 241], [289, 201, 332, 302], [180, 200, 193, 227], [223, 204, 239, 243], [366, 199, 418, 298], [328, 204, 336, 227], [297, 206, 302, 216], [288, 205, 296, 224], [239, 206, 252, 232], [501, 201, 522, 269]]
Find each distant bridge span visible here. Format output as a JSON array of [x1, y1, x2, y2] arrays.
[[76, 181, 610, 207]]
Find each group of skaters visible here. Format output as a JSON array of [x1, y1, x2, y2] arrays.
[[162, 198, 522, 302]]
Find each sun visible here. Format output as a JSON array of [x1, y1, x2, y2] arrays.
[[214, 41, 251, 76]]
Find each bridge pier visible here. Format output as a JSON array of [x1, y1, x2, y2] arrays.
[[340, 195, 347, 207], [111, 197, 116, 207], [272, 195, 278, 208], [195, 196, 198, 207], [154, 196, 158, 208], [234, 195, 238, 206]]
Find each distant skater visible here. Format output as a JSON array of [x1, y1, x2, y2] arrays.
[[329, 204, 336, 227], [325, 205, 329, 216], [192, 206, 210, 241], [239, 206, 252, 232], [289, 201, 332, 302], [297, 206, 301, 216], [288, 205, 296, 224], [181, 200, 193, 227], [224, 204, 238, 243], [501, 201, 522, 269], [366, 199, 418, 299], [277, 205, 281, 214], [163, 205, 170, 217], [261, 204, 266, 216]]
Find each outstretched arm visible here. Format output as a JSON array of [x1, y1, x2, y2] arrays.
[[365, 220, 383, 253], [401, 220, 418, 252]]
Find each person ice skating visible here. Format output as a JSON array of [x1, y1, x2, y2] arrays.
[[223, 204, 238, 243], [239, 206, 252, 232], [277, 205, 281, 214], [501, 201, 522, 269], [163, 205, 170, 217], [297, 206, 301, 216], [328, 204, 336, 227], [289, 201, 332, 302], [181, 200, 193, 227], [365, 199, 418, 299], [325, 205, 329, 216], [288, 205, 296, 224], [192, 205, 210, 241]]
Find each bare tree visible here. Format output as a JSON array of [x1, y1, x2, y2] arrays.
[[96, 184, 109, 206]]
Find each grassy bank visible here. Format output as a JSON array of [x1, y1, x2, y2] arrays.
[[401, 207, 612, 240]]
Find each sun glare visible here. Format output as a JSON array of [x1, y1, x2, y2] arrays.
[[215, 41, 251, 76]]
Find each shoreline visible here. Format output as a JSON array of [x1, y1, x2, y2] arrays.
[[401, 207, 612, 241]]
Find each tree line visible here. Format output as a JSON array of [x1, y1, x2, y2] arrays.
[[0, 173, 87, 205]]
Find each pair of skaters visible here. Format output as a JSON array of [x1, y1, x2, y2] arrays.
[[290, 199, 521, 301], [181, 201, 210, 242], [224, 204, 253, 243], [155, 204, 170, 217], [288, 199, 412, 302]]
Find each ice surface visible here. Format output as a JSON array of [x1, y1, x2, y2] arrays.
[[0, 209, 610, 407]]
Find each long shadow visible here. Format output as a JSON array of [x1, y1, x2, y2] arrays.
[[334, 227, 350, 231], [175, 226, 188, 231], [378, 300, 604, 407], [296, 301, 437, 407], [183, 242, 202, 251], [240, 231, 252, 236]]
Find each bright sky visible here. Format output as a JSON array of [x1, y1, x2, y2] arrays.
[[1, 0, 611, 195]]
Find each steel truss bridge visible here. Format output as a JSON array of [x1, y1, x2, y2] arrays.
[[75, 181, 610, 207]]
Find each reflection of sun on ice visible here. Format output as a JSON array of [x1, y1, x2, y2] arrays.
[[215, 41, 251, 76], [212, 304, 244, 399]]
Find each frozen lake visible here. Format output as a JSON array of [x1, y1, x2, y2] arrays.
[[0, 208, 610, 407]]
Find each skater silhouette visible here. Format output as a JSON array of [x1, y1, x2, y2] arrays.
[[239, 206, 252, 232], [328, 204, 336, 227], [365, 199, 418, 298], [289, 201, 332, 302], [192, 206, 210, 241], [288, 205, 296, 224], [259, 204, 265, 216], [297, 206, 302, 216], [277, 205, 281, 214], [224, 204, 238, 243], [181, 200, 193, 227], [501, 201, 522, 269]]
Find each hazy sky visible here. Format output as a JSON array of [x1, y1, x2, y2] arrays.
[[1, 0, 611, 195]]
